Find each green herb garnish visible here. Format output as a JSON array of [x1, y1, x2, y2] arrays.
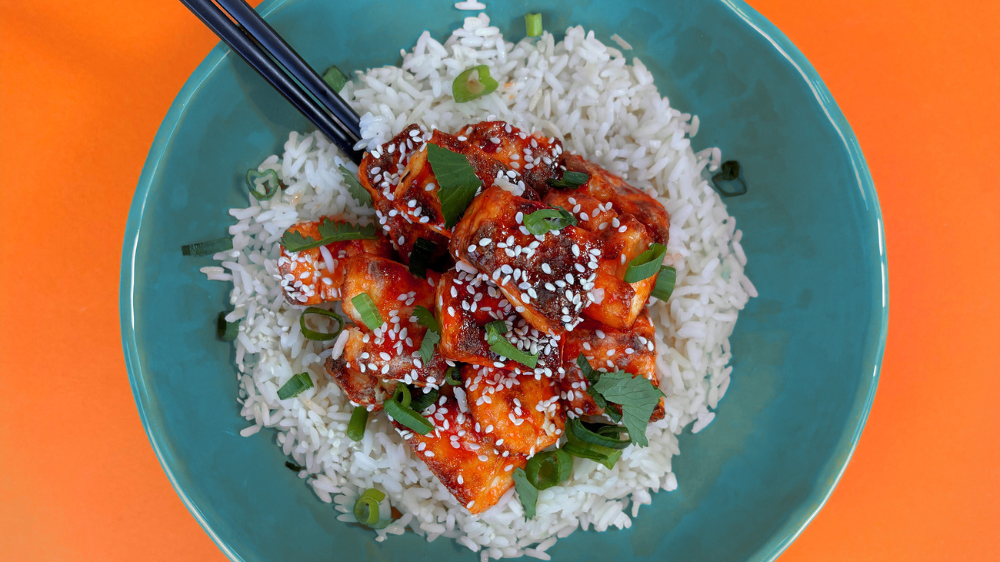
[[351, 293, 384, 330], [346, 406, 369, 442], [383, 385, 434, 435], [408, 238, 437, 279], [181, 236, 233, 257], [427, 144, 482, 228], [545, 171, 589, 189], [217, 311, 239, 341], [512, 467, 538, 519], [338, 164, 372, 207], [711, 160, 747, 197], [322, 65, 349, 93], [277, 372, 314, 400], [413, 305, 440, 362], [299, 307, 344, 341], [523, 206, 578, 235], [444, 366, 462, 386], [246, 169, 281, 201], [593, 371, 664, 447], [408, 386, 440, 412], [525, 449, 573, 490], [565, 418, 630, 450], [452, 64, 499, 103], [285, 461, 304, 472], [484, 320, 539, 368], [524, 13, 543, 37], [623, 243, 667, 283], [651, 265, 677, 301], [281, 217, 376, 252], [353, 488, 385, 527]]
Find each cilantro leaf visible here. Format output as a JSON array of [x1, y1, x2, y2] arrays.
[[281, 218, 377, 252], [338, 165, 372, 207], [576, 353, 617, 419], [512, 467, 538, 519], [427, 144, 482, 228], [593, 372, 664, 447], [413, 305, 440, 362]]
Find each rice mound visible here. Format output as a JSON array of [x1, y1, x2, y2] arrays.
[[203, 13, 755, 561]]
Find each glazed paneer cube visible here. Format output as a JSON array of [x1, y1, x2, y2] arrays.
[[562, 153, 671, 245], [462, 365, 565, 456], [456, 121, 563, 197], [435, 269, 562, 376], [558, 309, 665, 421], [338, 255, 449, 386], [450, 186, 602, 335], [393, 394, 527, 514], [544, 189, 658, 329], [323, 354, 397, 412], [278, 219, 394, 305]]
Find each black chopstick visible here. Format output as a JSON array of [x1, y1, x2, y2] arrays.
[[179, 0, 364, 164], [214, 0, 362, 141]]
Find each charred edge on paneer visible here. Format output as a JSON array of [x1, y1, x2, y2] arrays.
[[324, 355, 397, 412]]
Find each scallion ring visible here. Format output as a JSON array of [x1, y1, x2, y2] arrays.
[[299, 307, 344, 341], [452, 65, 499, 103], [408, 386, 440, 412], [351, 293, 384, 330], [444, 366, 462, 386], [353, 488, 386, 527], [524, 13, 543, 37], [322, 65, 349, 93], [181, 236, 233, 257], [383, 397, 435, 435], [390, 384, 412, 409], [623, 243, 667, 283], [651, 265, 677, 301], [566, 418, 630, 450], [217, 311, 239, 341], [346, 406, 369, 442], [711, 160, 748, 197], [245, 168, 281, 201], [484, 320, 539, 368], [277, 372, 314, 400], [525, 449, 573, 490], [522, 206, 577, 235]]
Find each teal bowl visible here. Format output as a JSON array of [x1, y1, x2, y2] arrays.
[[120, 0, 887, 560]]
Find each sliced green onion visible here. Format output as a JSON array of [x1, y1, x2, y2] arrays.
[[512, 467, 538, 520], [427, 144, 482, 228], [353, 488, 385, 527], [623, 243, 667, 283], [338, 164, 372, 207], [408, 386, 439, 412], [444, 366, 462, 386], [299, 307, 344, 341], [181, 236, 233, 257], [285, 460, 304, 472], [711, 160, 747, 197], [566, 418, 630, 450], [525, 449, 573, 490], [352, 293, 384, 330], [413, 305, 441, 362], [322, 65, 349, 92], [346, 406, 369, 442], [408, 238, 437, 278], [545, 171, 589, 189], [281, 218, 376, 252], [452, 64, 499, 103], [651, 265, 677, 301], [246, 169, 281, 200], [217, 311, 239, 341], [277, 372, 314, 400], [383, 397, 434, 435], [561, 441, 623, 470], [391, 384, 412, 409], [522, 206, 577, 235], [524, 13, 543, 37], [484, 320, 539, 368]]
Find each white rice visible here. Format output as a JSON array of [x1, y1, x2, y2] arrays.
[[208, 13, 752, 559]]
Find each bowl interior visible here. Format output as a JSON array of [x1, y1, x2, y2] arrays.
[[121, 0, 886, 560]]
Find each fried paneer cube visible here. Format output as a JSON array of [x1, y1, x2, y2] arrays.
[[393, 395, 527, 514], [543, 190, 658, 329], [435, 269, 562, 376], [457, 121, 563, 197], [462, 365, 565, 456], [562, 153, 670, 245], [558, 309, 665, 421], [450, 186, 602, 335], [277, 219, 394, 305], [323, 355, 397, 412], [337, 255, 449, 386]]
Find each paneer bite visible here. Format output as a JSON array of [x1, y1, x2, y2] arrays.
[[457, 121, 563, 197], [450, 186, 602, 334], [463, 365, 565, 456], [337, 255, 449, 386], [558, 309, 665, 421], [436, 268, 562, 376], [544, 191, 659, 330], [562, 153, 671, 245], [277, 219, 394, 305], [393, 395, 527, 514], [324, 355, 397, 412]]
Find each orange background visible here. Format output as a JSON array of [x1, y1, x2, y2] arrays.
[[1, 0, 997, 560]]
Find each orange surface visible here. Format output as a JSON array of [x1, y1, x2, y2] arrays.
[[0, 0, 997, 560]]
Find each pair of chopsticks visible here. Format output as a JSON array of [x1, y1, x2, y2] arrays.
[[180, 0, 365, 164]]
